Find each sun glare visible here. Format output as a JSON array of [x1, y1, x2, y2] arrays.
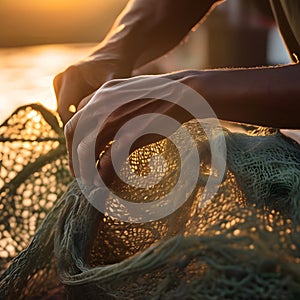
[[4, 0, 115, 12], [0, 0, 128, 121], [0, 44, 94, 122]]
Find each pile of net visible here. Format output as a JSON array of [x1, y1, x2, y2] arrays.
[[1, 104, 300, 299]]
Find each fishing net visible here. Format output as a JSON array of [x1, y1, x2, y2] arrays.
[[1, 103, 300, 299]]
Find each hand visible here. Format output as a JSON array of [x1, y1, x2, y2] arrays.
[[64, 72, 201, 186], [53, 51, 132, 124]]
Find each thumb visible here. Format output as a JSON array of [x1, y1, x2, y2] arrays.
[[95, 137, 130, 188]]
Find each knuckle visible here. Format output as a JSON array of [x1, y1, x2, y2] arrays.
[[77, 139, 91, 156], [53, 73, 62, 90], [182, 75, 197, 88], [102, 78, 123, 89]]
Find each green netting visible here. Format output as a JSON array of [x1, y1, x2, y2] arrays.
[[1, 104, 300, 299]]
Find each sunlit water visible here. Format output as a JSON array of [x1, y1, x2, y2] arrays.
[[0, 43, 95, 122]]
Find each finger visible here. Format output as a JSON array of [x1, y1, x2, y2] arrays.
[[64, 112, 80, 177], [101, 78, 127, 89], [76, 134, 98, 185], [92, 99, 160, 163], [53, 66, 94, 124], [95, 137, 129, 188], [77, 92, 96, 111], [53, 71, 75, 123], [94, 131, 160, 187], [129, 133, 165, 153], [76, 119, 104, 184], [95, 143, 115, 188], [94, 110, 173, 165]]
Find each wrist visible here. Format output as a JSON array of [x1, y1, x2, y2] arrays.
[[179, 70, 208, 95], [92, 41, 134, 76], [71, 44, 133, 90]]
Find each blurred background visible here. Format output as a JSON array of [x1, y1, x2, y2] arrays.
[[0, 0, 291, 121]]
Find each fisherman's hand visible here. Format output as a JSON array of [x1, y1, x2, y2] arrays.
[[54, 51, 132, 124], [64, 71, 202, 186]]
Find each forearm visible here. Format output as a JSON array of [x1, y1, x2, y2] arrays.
[[188, 64, 300, 129], [93, 0, 221, 72]]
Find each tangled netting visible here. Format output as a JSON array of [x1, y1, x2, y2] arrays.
[[1, 104, 300, 300]]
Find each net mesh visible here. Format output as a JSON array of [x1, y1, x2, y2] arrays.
[[1, 104, 300, 299]]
